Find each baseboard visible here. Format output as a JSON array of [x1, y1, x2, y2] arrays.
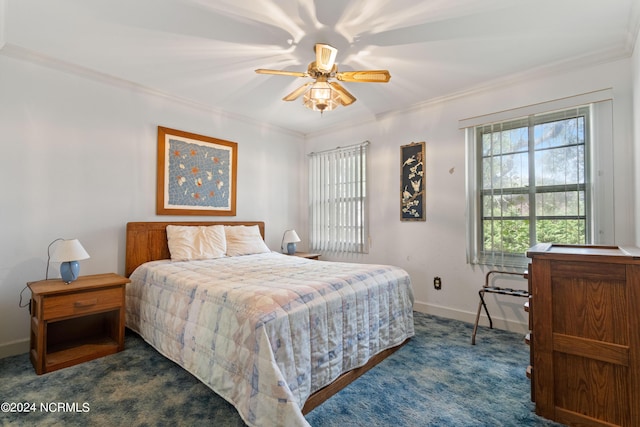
[[413, 300, 529, 335], [0, 338, 29, 360]]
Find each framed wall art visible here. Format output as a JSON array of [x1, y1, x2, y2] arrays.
[[400, 141, 425, 221], [157, 126, 237, 216]]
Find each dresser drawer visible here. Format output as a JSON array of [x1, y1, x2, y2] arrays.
[[42, 287, 123, 320]]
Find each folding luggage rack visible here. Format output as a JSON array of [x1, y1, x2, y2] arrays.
[[471, 270, 528, 345]]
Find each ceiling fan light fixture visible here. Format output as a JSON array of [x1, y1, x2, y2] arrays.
[[303, 81, 340, 113], [256, 43, 390, 113]]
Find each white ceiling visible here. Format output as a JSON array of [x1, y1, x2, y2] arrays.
[[2, 0, 639, 136]]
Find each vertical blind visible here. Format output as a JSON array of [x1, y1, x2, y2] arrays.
[[308, 141, 369, 253]]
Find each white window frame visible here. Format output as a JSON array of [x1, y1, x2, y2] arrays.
[[462, 90, 615, 268]]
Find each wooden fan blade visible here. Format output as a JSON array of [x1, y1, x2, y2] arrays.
[[255, 69, 308, 78], [336, 70, 391, 83], [283, 83, 312, 101], [315, 44, 338, 73], [329, 82, 356, 106]]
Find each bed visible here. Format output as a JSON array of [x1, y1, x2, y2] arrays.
[[124, 221, 415, 427]]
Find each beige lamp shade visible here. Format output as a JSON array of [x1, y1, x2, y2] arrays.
[[50, 239, 90, 262]]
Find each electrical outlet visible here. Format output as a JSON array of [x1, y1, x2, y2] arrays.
[[434, 277, 442, 290]]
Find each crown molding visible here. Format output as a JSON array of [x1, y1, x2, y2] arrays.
[[372, 46, 632, 126], [0, 43, 304, 139], [306, 46, 631, 139], [627, 0, 640, 56], [2, 17, 634, 142]]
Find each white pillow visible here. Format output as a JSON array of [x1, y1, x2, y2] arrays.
[[224, 225, 270, 256], [166, 225, 227, 261]]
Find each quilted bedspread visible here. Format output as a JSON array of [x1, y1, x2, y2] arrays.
[[125, 252, 414, 427]]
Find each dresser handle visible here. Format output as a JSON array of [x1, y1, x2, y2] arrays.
[[74, 298, 97, 307]]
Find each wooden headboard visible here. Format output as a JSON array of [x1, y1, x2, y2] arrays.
[[125, 221, 265, 277]]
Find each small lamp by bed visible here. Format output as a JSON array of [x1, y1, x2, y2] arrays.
[[50, 239, 90, 284], [281, 230, 301, 255]]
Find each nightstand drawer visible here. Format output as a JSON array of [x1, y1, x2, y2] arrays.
[[43, 287, 122, 320]]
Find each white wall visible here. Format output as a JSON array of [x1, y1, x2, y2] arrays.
[[0, 53, 305, 357], [304, 59, 636, 334], [634, 29, 640, 247]]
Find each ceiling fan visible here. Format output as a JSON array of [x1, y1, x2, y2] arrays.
[[255, 44, 391, 113]]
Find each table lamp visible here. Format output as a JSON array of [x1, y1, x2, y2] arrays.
[[50, 239, 90, 283], [281, 230, 301, 255]]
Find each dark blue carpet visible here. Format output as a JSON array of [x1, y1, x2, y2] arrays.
[[306, 313, 563, 426], [0, 313, 563, 426]]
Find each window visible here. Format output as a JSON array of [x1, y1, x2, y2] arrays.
[[480, 108, 590, 264], [308, 142, 369, 253], [463, 90, 614, 268], [469, 107, 592, 267]]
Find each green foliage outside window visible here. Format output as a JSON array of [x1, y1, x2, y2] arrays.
[[483, 219, 586, 255]]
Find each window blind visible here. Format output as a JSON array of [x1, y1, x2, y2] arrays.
[[464, 94, 615, 268], [308, 141, 369, 253], [468, 108, 590, 267]]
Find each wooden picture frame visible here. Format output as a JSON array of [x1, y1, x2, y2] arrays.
[[157, 126, 237, 216], [400, 141, 425, 221]]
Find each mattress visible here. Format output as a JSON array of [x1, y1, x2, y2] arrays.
[[125, 252, 414, 427]]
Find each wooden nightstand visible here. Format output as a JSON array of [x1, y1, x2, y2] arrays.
[[28, 273, 130, 375], [291, 252, 321, 260]]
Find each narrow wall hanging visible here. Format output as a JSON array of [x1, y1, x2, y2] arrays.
[[400, 141, 425, 221]]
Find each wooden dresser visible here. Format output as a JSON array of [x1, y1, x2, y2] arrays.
[[526, 244, 640, 427]]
